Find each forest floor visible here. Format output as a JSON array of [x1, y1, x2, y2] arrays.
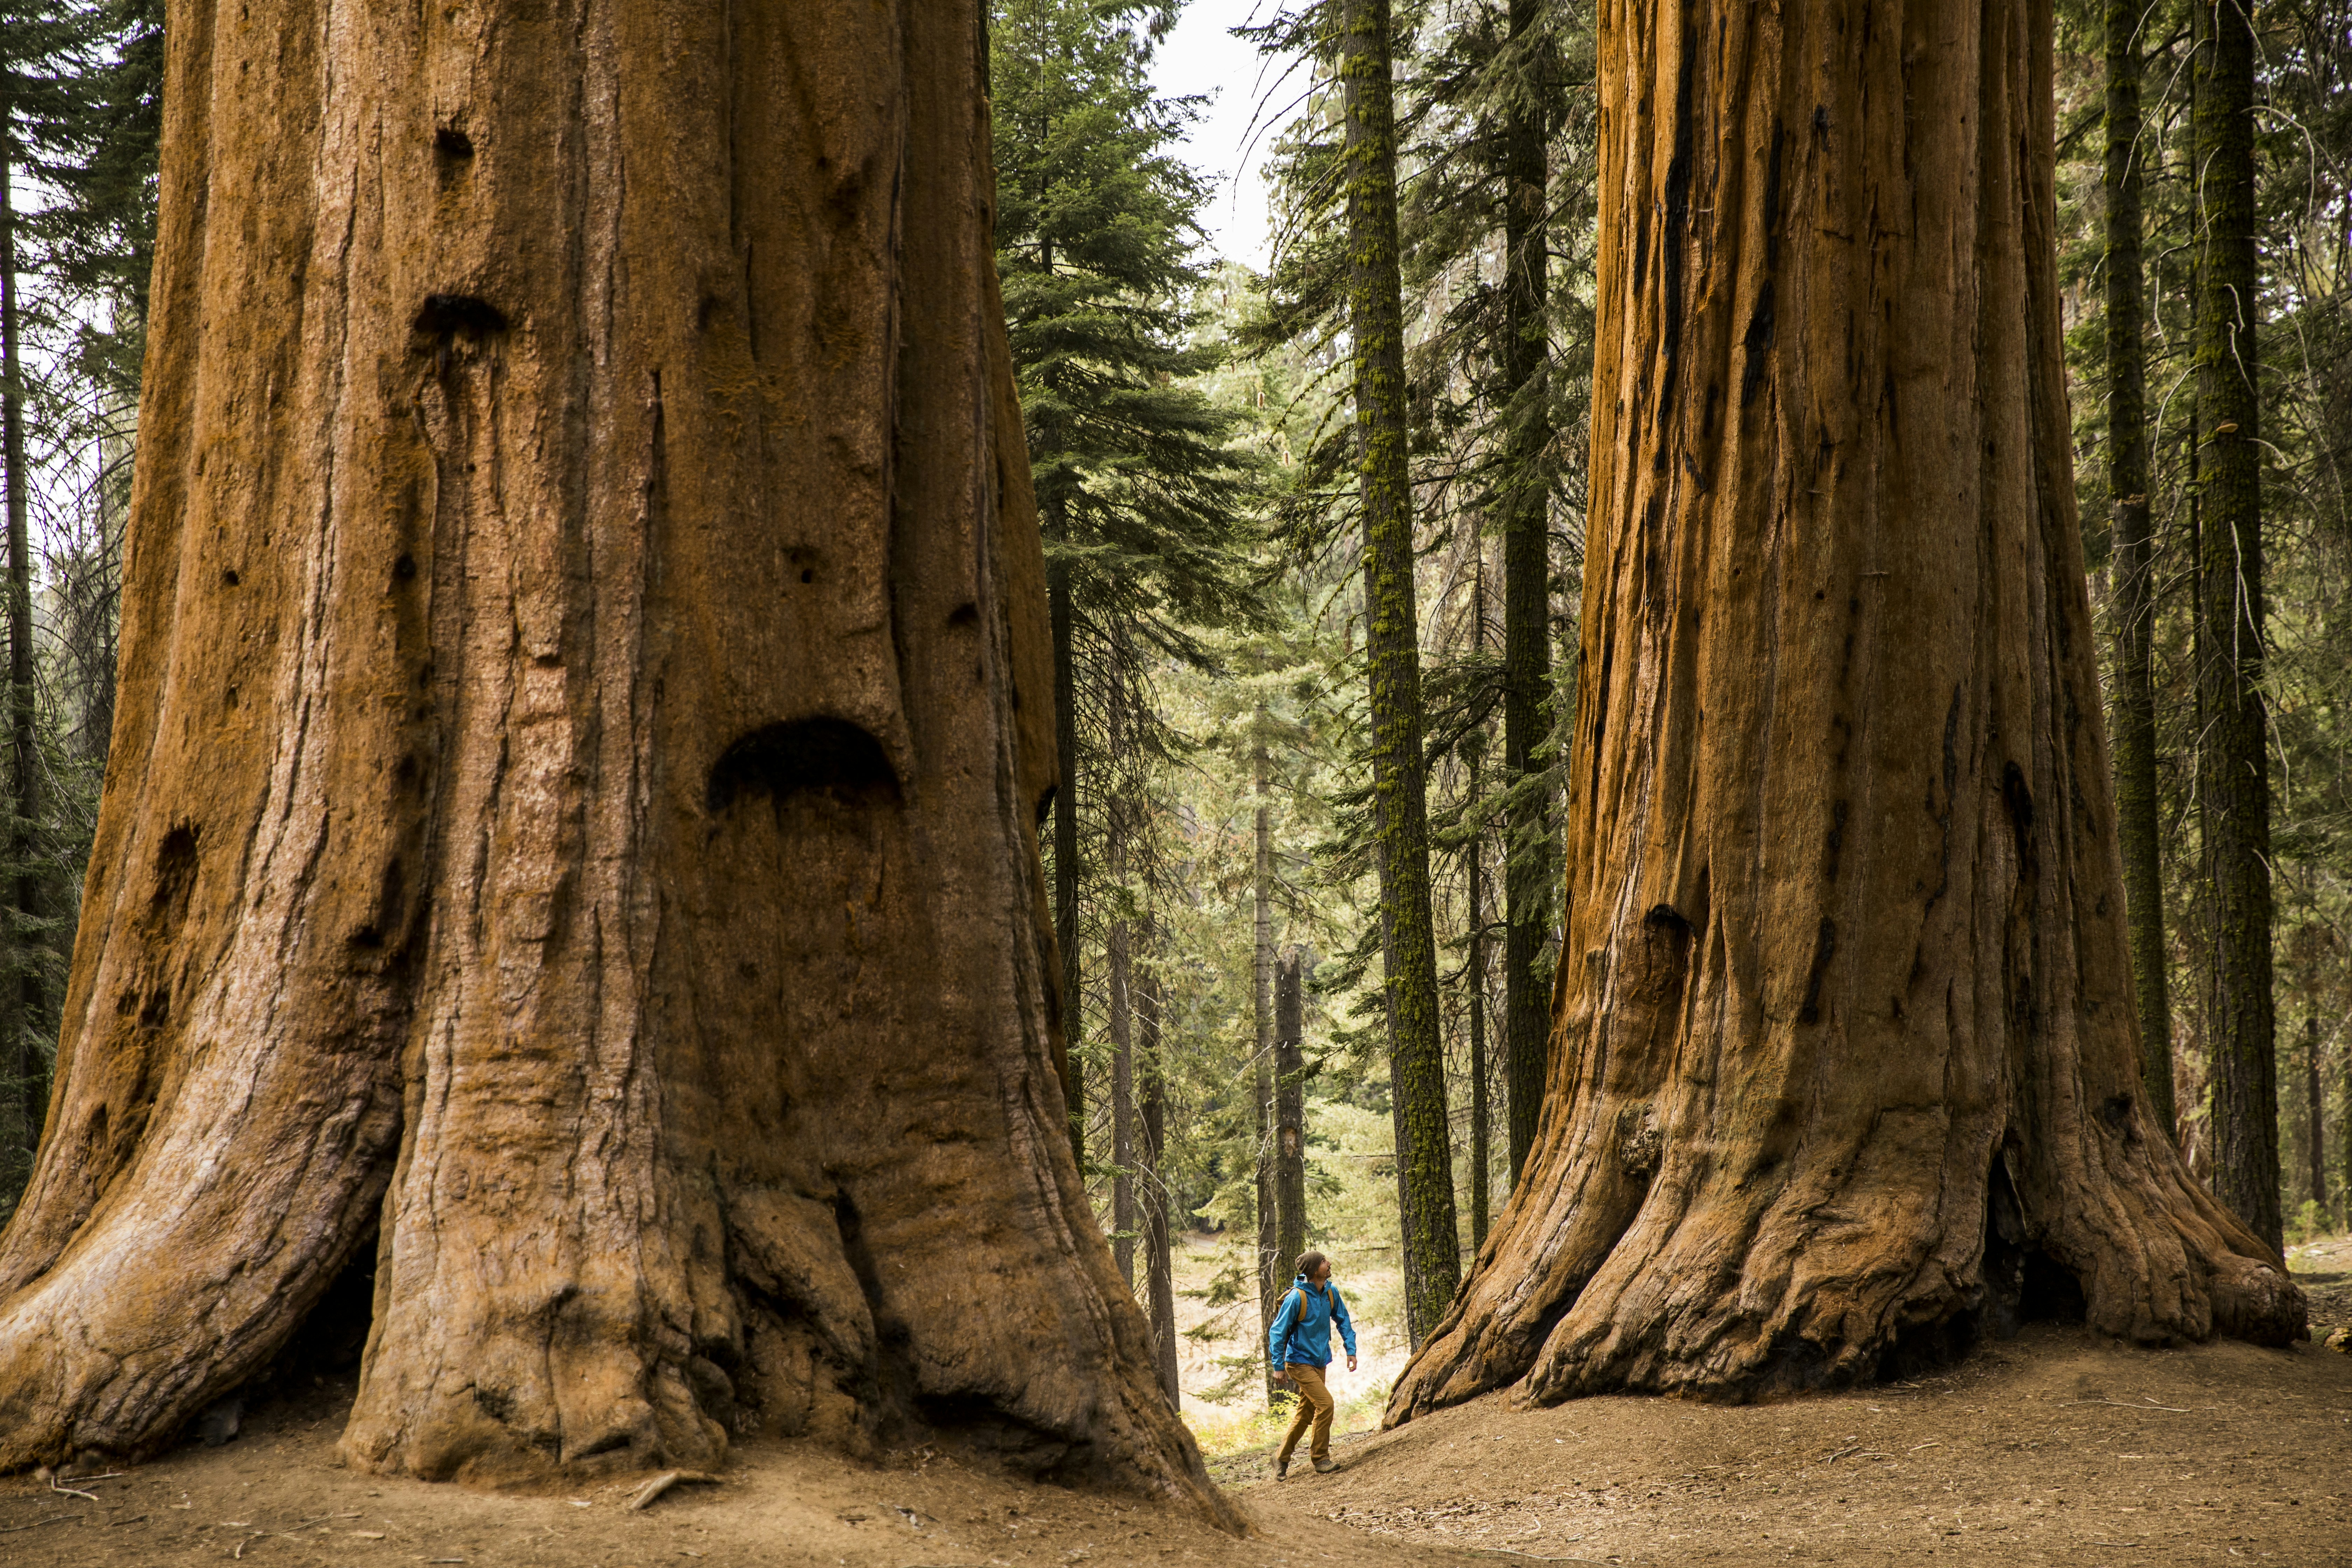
[[1, 1246, 2345, 1568]]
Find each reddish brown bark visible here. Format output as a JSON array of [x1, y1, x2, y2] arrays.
[[1388, 0, 2303, 1421], [0, 0, 1232, 1517]]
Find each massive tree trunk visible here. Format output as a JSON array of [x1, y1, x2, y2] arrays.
[[2103, 0, 2175, 1140], [2191, 0, 2279, 1260], [0, 0, 1234, 1518], [1500, 0, 1555, 1190], [1387, 0, 2304, 1421], [1344, 0, 1461, 1348]]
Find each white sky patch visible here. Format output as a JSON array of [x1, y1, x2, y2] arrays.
[[1150, 0, 1303, 271]]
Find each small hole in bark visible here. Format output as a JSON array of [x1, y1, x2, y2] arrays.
[[434, 126, 474, 159], [2098, 1093, 2134, 1135], [949, 602, 979, 626], [347, 924, 383, 950], [800, 568, 816, 584], [412, 293, 508, 338], [392, 553, 417, 582], [221, 568, 240, 587], [706, 718, 898, 813], [139, 988, 170, 1028], [151, 826, 199, 913]]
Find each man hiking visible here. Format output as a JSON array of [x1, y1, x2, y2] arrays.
[[1268, 1250, 1358, 1478]]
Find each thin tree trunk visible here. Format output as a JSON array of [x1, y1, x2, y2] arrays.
[[1050, 544, 1084, 1163], [2192, 0, 2279, 1260], [1109, 838, 1135, 1289], [1274, 946, 1306, 1282], [1469, 783, 1490, 1250], [2104, 0, 2174, 1140], [1343, 0, 1461, 1348], [1388, 0, 2302, 1422], [1501, 0, 1554, 1190], [0, 5, 1233, 1519], [1252, 707, 1279, 1397], [0, 92, 34, 1193], [2305, 1014, 2324, 1215], [1139, 968, 1180, 1406]]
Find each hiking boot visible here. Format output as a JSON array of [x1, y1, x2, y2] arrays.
[[1312, 1456, 1338, 1474], [1273, 1454, 1290, 1480]]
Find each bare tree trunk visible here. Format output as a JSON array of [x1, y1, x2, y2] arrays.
[[2104, 0, 2174, 1140], [1109, 883, 1135, 1288], [1050, 539, 1085, 1161], [0, 2, 1234, 1519], [2191, 0, 2279, 1260], [1469, 826, 1490, 1249], [0, 100, 35, 1198], [2305, 1014, 2324, 1216], [1388, 0, 2302, 1422], [1274, 947, 1306, 1282], [1343, 0, 1461, 1348], [1138, 969, 1179, 1407], [1252, 708, 1279, 1398], [1501, 0, 1555, 1190]]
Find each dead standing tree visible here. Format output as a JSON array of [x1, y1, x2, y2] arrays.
[[1387, 0, 2304, 1420], [0, 0, 1234, 1514]]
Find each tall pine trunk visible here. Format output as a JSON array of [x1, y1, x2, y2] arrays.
[[1274, 946, 1307, 1282], [1344, 0, 1461, 1348], [0, 92, 36, 1198], [1388, 0, 2302, 1421], [1050, 540, 1084, 1160], [2104, 0, 2174, 1139], [2192, 0, 2278, 1259], [0, 2, 1231, 1517], [1501, 0, 1555, 1189], [2304, 1014, 2323, 1214], [1468, 820, 1490, 1248], [1138, 969, 1180, 1405], [1108, 836, 1135, 1289], [1252, 709, 1279, 1394]]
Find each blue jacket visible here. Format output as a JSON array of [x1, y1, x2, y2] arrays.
[[1268, 1274, 1357, 1370]]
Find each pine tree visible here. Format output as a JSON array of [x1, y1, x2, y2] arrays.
[[2192, 0, 2280, 1256], [990, 0, 1262, 1164]]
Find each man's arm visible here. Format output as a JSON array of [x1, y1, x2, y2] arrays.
[[1334, 1287, 1358, 1359]]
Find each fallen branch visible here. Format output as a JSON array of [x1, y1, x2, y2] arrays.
[[0, 1514, 84, 1535], [625, 1470, 722, 1512]]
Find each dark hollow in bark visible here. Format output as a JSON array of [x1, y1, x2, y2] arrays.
[[0, 0, 1233, 1523], [1386, 0, 2304, 1424]]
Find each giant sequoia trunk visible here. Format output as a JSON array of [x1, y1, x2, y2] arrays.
[[0, 0, 1234, 1516], [1387, 0, 2304, 1420]]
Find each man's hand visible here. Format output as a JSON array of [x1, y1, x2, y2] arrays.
[[1346, 1355, 1358, 1373]]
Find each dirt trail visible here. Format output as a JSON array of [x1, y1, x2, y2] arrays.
[[1241, 1324, 2352, 1564], [3, 1323, 2345, 1566]]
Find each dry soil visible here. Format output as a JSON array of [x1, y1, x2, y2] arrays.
[[3, 1310, 2346, 1567]]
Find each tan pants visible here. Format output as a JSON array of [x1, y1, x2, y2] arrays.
[[1276, 1362, 1335, 1463]]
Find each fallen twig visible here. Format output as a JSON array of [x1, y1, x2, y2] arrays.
[[49, 1477, 100, 1503], [111, 1514, 149, 1527], [285, 1512, 363, 1532], [0, 1513, 85, 1534], [2074, 1399, 2195, 1413], [625, 1470, 721, 1512], [1452, 1549, 1628, 1565]]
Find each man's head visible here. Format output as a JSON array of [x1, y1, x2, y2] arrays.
[[1297, 1250, 1330, 1284]]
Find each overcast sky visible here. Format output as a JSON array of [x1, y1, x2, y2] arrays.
[[1148, 1, 1302, 269]]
